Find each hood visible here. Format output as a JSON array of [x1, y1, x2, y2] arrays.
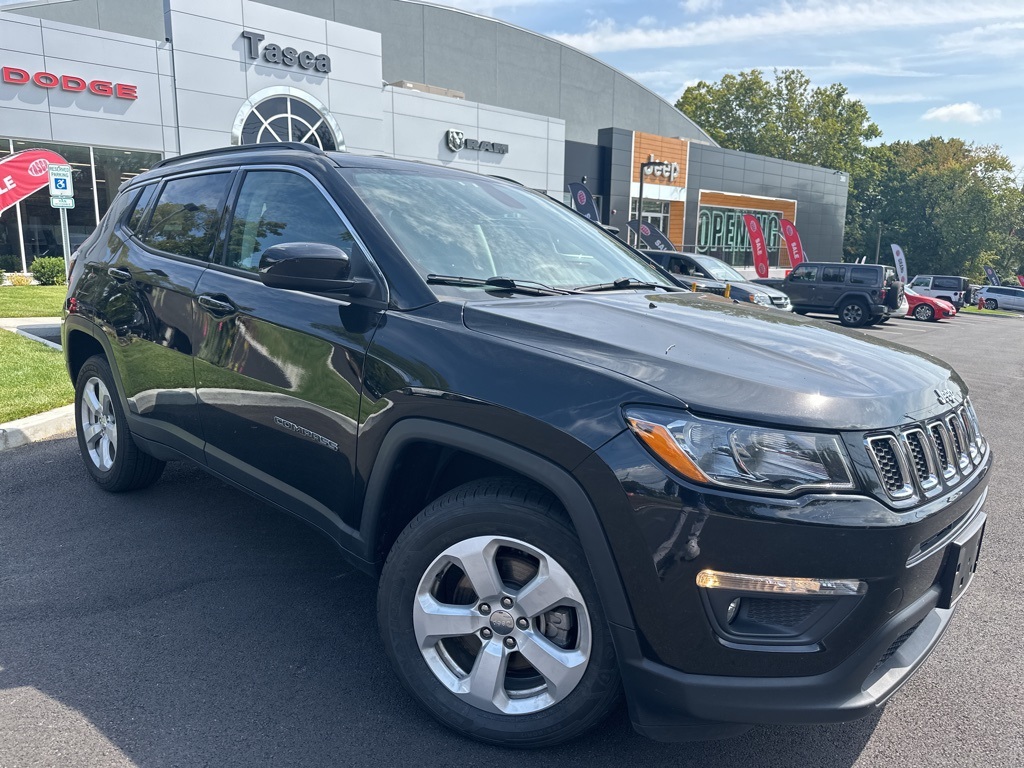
[[462, 291, 965, 431], [742, 281, 788, 299]]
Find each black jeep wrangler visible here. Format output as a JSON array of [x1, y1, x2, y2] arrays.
[[63, 144, 990, 747], [783, 262, 904, 326]]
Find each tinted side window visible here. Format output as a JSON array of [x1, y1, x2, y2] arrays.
[[910, 276, 930, 287], [822, 266, 846, 283], [125, 185, 157, 235], [225, 170, 354, 272], [933, 277, 962, 290], [850, 267, 878, 285], [790, 265, 818, 282], [140, 173, 231, 260]]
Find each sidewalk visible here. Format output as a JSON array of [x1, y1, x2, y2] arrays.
[[0, 316, 74, 451]]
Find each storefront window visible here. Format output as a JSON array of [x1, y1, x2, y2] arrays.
[[0, 138, 160, 270], [238, 94, 338, 150], [630, 199, 670, 232]]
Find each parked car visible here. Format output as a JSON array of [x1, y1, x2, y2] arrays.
[[641, 250, 792, 310], [976, 284, 1024, 311], [908, 275, 970, 309], [64, 143, 991, 747], [782, 262, 904, 327], [905, 286, 956, 321]]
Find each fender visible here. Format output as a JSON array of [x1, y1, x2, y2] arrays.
[[63, 314, 130, 410], [359, 418, 635, 631]]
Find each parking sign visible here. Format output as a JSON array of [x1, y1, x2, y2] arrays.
[[48, 164, 74, 198]]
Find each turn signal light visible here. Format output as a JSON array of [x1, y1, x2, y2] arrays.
[[696, 569, 867, 596]]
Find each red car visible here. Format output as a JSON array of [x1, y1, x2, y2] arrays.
[[905, 286, 956, 321]]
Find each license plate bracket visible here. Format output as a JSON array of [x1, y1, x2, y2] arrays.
[[937, 519, 985, 609]]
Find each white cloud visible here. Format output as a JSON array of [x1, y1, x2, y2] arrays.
[[921, 102, 1001, 123], [939, 21, 1024, 57], [682, 0, 723, 12], [550, 1, 1024, 54]]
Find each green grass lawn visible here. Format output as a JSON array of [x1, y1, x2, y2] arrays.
[[0, 330, 74, 422], [959, 305, 1020, 318], [0, 285, 67, 318]]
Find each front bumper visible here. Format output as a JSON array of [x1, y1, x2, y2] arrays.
[[615, 582, 957, 741]]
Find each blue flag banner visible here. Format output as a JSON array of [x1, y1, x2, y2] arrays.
[[983, 265, 1001, 285], [567, 182, 601, 222], [626, 219, 674, 251]]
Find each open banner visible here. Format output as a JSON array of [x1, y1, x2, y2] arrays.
[[0, 148, 69, 214]]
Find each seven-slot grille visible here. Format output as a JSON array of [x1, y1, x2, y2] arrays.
[[867, 401, 984, 501]]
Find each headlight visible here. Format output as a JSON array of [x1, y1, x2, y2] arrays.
[[749, 292, 772, 306], [625, 408, 855, 495]]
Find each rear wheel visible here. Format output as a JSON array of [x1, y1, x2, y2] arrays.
[[378, 479, 621, 747], [75, 356, 165, 491], [839, 300, 869, 327], [913, 304, 935, 321], [985, 298, 998, 310]]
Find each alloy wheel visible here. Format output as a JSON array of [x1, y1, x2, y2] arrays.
[[80, 376, 118, 471], [412, 535, 592, 715]]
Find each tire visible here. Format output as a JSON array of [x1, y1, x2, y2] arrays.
[[877, 316, 891, 324], [839, 300, 869, 327], [75, 355, 165, 491], [985, 299, 998, 310], [885, 281, 904, 310], [913, 304, 935, 322], [378, 478, 621, 748]]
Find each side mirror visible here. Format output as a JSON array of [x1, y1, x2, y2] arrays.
[[258, 242, 373, 297]]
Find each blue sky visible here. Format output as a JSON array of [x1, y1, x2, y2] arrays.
[[442, 0, 1024, 173]]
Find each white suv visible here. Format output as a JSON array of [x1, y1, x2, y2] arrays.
[[977, 285, 1024, 311], [908, 275, 970, 308]]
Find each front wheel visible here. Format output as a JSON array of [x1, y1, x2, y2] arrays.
[[839, 300, 869, 327], [914, 304, 935, 321], [378, 479, 621, 747], [75, 355, 165, 491], [985, 298, 998, 310]]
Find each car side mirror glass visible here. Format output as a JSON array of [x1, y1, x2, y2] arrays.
[[258, 242, 373, 297]]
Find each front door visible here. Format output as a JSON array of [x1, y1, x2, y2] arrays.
[[193, 167, 385, 535], [784, 264, 819, 308]]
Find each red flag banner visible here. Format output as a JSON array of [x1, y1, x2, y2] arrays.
[[0, 148, 68, 214], [743, 214, 770, 278], [1017, 275, 1024, 288], [780, 218, 805, 267]]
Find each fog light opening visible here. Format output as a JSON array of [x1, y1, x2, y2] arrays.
[[726, 598, 741, 624]]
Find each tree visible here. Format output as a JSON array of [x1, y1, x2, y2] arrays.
[[677, 69, 881, 259], [876, 138, 1023, 280]]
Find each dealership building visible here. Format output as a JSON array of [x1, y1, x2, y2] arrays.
[[0, 0, 848, 275]]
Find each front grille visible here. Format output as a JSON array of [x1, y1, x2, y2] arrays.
[[771, 296, 790, 307], [866, 400, 985, 503], [873, 620, 924, 671]]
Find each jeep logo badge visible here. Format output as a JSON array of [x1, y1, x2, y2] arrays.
[[446, 129, 465, 152], [935, 387, 959, 406], [489, 610, 515, 635]]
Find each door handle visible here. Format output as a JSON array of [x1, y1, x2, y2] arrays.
[[108, 267, 132, 282], [198, 294, 236, 316]]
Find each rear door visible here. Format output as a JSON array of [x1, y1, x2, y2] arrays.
[[816, 265, 847, 309], [192, 166, 386, 534], [97, 170, 233, 462]]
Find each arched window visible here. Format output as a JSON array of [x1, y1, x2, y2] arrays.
[[232, 88, 345, 151]]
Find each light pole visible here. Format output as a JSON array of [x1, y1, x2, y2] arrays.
[[874, 220, 882, 263]]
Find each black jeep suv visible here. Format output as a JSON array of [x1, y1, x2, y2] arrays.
[[781, 262, 904, 326], [63, 144, 991, 747]]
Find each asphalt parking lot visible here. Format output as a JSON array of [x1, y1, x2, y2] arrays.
[[1, 312, 1021, 767]]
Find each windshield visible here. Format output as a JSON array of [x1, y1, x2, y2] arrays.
[[341, 168, 673, 293], [691, 254, 746, 282]]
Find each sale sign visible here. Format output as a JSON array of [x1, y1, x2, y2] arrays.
[[0, 149, 69, 214], [743, 214, 770, 278], [780, 218, 805, 267]]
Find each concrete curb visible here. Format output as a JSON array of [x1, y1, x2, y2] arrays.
[[0, 405, 75, 452]]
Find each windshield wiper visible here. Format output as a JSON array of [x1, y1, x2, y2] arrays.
[[426, 274, 575, 296], [576, 277, 670, 292]]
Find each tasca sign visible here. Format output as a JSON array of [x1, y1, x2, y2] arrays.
[[241, 31, 331, 73], [0, 148, 68, 214]]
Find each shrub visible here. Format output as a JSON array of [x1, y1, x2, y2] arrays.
[[29, 257, 67, 286], [0, 268, 5, 285], [8, 272, 33, 286]]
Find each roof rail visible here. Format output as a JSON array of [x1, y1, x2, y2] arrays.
[[151, 141, 326, 170]]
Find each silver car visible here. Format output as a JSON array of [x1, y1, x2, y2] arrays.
[[977, 285, 1024, 311]]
